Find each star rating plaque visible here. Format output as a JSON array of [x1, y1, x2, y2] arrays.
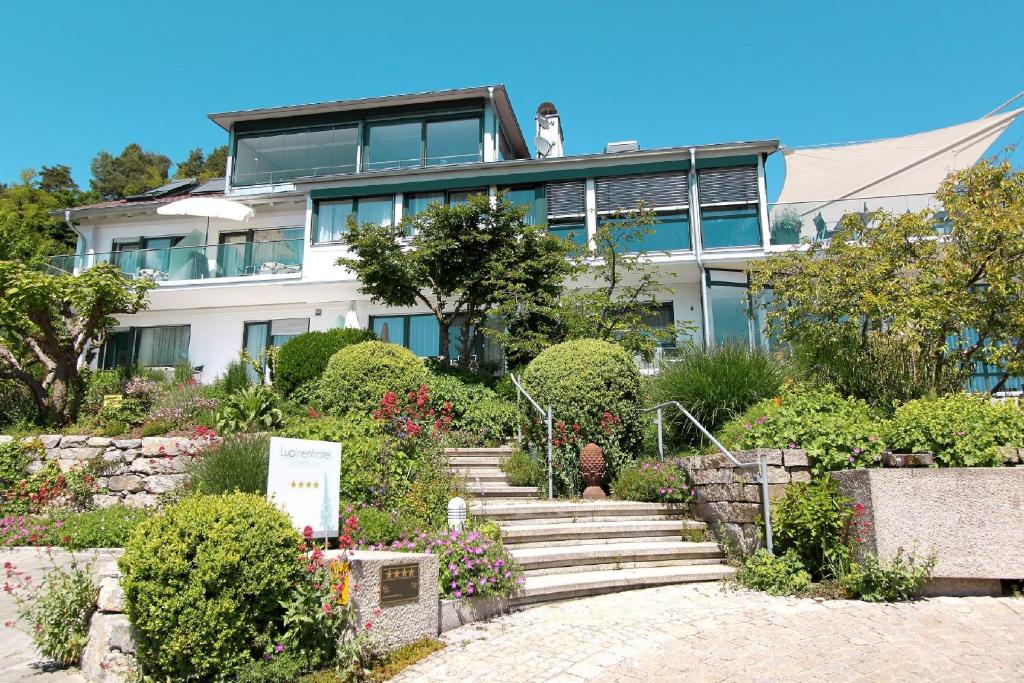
[[267, 436, 341, 537]]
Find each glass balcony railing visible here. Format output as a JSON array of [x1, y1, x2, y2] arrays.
[[45, 239, 304, 282], [768, 194, 946, 245]]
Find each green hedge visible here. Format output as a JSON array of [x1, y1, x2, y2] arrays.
[[427, 374, 518, 445], [118, 493, 303, 681], [318, 341, 429, 416], [885, 394, 1024, 467], [521, 340, 643, 495], [274, 328, 376, 397]]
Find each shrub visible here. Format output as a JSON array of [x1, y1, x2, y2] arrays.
[[0, 440, 31, 493], [0, 378, 38, 430], [885, 394, 1024, 467], [276, 328, 377, 397], [500, 449, 544, 488], [427, 374, 518, 445], [119, 493, 304, 681], [47, 506, 152, 549], [650, 343, 788, 447], [610, 458, 694, 504], [318, 341, 429, 417], [735, 548, 812, 596], [721, 385, 885, 473], [147, 383, 220, 430], [187, 434, 270, 495], [348, 505, 415, 546], [521, 340, 644, 496], [405, 528, 523, 599], [6, 555, 98, 666], [173, 362, 196, 384], [216, 385, 285, 434], [395, 445, 466, 531], [139, 419, 172, 437], [841, 548, 937, 602], [217, 359, 253, 396], [771, 475, 857, 579]]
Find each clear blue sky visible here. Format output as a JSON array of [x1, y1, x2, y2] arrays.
[[2, 0, 1023, 200]]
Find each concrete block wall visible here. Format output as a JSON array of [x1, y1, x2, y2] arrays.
[[681, 448, 812, 555]]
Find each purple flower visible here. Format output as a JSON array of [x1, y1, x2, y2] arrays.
[[274, 644, 284, 654], [853, 447, 861, 455]]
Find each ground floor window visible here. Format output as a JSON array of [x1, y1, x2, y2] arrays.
[[243, 318, 309, 380], [101, 325, 191, 369], [369, 313, 501, 368]]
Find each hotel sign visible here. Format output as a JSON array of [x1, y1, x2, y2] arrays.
[[267, 437, 341, 538], [380, 563, 420, 607]]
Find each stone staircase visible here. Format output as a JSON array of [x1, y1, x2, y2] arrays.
[[446, 447, 734, 607]]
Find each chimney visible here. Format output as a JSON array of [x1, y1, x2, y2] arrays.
[[534, 102, 564, 159]]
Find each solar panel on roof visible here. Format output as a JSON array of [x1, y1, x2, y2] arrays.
[[190, 177, 226, 195], [125, 178, 197, 201]]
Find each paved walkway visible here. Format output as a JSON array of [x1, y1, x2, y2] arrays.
[[396, 584, 1024, 683], [1, 548, 120, 683]]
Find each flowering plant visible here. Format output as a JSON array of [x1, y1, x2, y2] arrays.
[[610, 458, 694, 504], [373, 384, 453, 440], [3, 462, 97, 516]]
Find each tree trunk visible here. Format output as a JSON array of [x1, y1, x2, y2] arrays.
[[438, 319, 451, 367], [46, 367, 79, 427]]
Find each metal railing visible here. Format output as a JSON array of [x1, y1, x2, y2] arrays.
[[768, 193, 945, 245], [45, 238, 303, 282], [509, 373, 553, 499], [644, 401, 773, 553]]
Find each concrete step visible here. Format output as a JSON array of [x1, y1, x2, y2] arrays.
[[511, 564, 735, 606], [501, 520, 706, 548], [449, 455, 502, 467], [473, 500, 691, 524], [453, 470, 509, 483], [467, 485, 539, 499], [512, 541, 725, 576], [445, 447, 516, 455]]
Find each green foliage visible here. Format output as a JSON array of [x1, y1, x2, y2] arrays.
[[841, 549, 937, 602], [348, 505, 416, 546], [318, 341, 429, 417], [216, 359, 253, 396], [216, 385, 284, 434], [339, 192, 573, 368], [139, 420, 172, 437], [118, 493, 304, 681], [174, 145, 228, 182], [499, 449, 544, 488], [735, 549, 812, 596], [173, 362, 195, 383], [650, 343, 788, 446], [722, 385, 884, 473], [275, 328, 376, 397], [522, 340, 643, 496], [885, 394, 1024, 467], [427, 373, 518, 445], [0, 170, 82, 264], [754, 159, 1024, 394], [0, 378, 37, 430], [0, 440, 31, 493], [187, 434, 270, 495], [12, 556, 97, 666], [47, 506, 152, 549], [395, 448, 466, 531], [406, 528, 523, 599], [610, 458, 693, 504], [0, 261, 152, 425], [147, 382, 220, 431], [90, 143, 171, 200], [771, 476, 855, 579]]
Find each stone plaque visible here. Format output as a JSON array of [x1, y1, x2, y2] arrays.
[[380, 563, 420, 607]]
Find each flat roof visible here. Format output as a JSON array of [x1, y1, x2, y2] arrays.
[[208, 84, 530, 158]]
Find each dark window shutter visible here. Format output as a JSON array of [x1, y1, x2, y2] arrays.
[[545, 180, 586, 217], [697, 166, 759, 205], [595, 172, 689, 212]]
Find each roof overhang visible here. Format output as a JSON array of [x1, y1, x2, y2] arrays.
[[208, 84, 529, 158]]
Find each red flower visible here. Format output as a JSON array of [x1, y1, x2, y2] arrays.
[[303, 526, 314, 540]]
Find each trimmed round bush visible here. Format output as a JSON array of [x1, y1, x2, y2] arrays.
[[318, 341, 429, 416], [884, 393, 1024, 467], [274, 328, 376, 396], [118, 493, 303, 681], [522, 340, 643, 495]]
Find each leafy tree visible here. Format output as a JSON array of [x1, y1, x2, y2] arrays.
[[338, 192, 573, 368], [38, 165, 78, 194], [0, 262, 152, 425], [753, 158, 1024, 395], [174, 145, 228, 182], [90, 143, 171, 200], [0, 171, 78, 261]]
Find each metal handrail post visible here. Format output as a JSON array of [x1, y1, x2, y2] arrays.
[[759, 453, 774, 554], [546, 406, 554, 499], [656, 407, 665, 461]]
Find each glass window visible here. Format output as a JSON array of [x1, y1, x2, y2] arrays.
[[701, 206, 762, 249], [372, 316, 407, 347], [365, 121, 422, 171], [356, 197, 395, 227], [643, 303, 676, 348], [408, 316, 440, 357], [405, 192, 445, 218], [549, 222, 587, 249], [425, 118, 481, 167], [233, 125, 357, 186], [447, 189, 484, 206], [316, 200, 353, 243], [600, 212, 691, 253], [135, 326, 191, 367], [709, 284, 751, 346], [503, 186, 546, 226]]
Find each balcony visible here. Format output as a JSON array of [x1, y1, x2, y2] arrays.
[[768, 193, 945, 245], [45, 238, 303, 283]]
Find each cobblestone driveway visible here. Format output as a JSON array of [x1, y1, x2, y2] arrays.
[[396, 584, 1024, 682]]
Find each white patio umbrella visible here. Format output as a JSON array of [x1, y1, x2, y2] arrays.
[[343, 301, 361, 329], [157, 197, 255, 243]]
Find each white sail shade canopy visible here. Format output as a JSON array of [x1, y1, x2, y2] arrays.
[[156, 197, 255, 221]]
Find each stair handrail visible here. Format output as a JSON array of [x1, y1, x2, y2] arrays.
[[643, 401, 773, 554], [509, 373, 554, 499]]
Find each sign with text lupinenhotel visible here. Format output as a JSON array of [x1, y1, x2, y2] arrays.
[[267, 437, 341, 537]]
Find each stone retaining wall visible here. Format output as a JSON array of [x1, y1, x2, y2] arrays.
[[682, 448, 812, 555], [81, 553, 135, 683], [2, 434, 219, 507]]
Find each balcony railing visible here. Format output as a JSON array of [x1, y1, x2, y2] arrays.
[[768, 193, 946, 245], [45, 238, 303, 282]]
